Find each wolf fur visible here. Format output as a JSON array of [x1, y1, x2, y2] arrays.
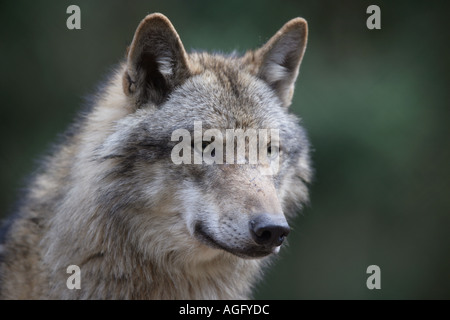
[[0, 13, 312, 299]]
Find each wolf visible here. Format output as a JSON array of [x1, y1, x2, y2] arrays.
[[0, 13, 312, 299]]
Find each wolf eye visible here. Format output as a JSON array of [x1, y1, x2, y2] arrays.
[[201, 141, 209, 150], [193, 141, 214, 157], [193, 141, 205, 154], [267, 145, 279, 160]]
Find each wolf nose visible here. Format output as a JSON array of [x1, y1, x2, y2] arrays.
[[249, 214, 290, 247]]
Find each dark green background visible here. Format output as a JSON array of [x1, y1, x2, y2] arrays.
[[1, 0, 449, 299]]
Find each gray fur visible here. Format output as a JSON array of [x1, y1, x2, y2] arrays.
[[0, 13, 311, 299]]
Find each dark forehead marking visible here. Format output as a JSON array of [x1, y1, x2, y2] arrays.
[[195, 53, 243, 98], [216, 67, 240, 98]]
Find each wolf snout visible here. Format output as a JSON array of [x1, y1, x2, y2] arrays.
[[249, 214, 290, 248]]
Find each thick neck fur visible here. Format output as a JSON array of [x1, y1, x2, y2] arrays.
[[44, 230, 262, 299]]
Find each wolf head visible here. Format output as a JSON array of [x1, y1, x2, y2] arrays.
[[91, 13, 312, 262]]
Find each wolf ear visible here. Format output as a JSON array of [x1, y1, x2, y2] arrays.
[[123, 13, 190, 106], [253, 18, 308, 107]]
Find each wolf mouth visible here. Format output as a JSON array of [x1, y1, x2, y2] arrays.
[[193, 223, 274, 259]]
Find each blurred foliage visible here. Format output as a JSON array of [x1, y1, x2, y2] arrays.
[[0, 0, 449, 299]]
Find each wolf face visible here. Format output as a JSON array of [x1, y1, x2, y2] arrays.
[[94, 13, 312, 261], [0, 12, 313, 300]]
